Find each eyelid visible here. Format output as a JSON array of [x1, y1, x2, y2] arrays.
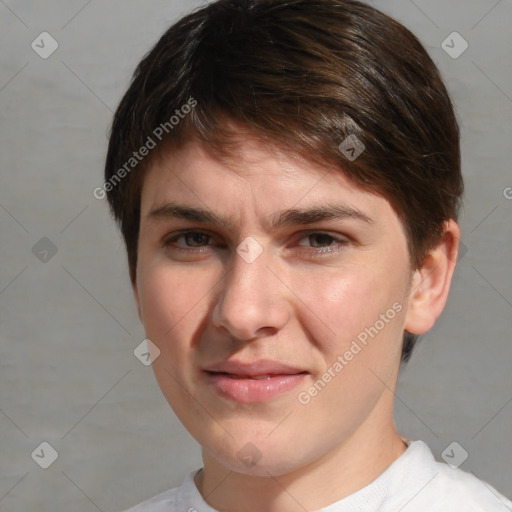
[[160, 229, 205, 247], [298, 229, 349, 239], [164, 228, 214, 238], [293, 230, 350, 253], [161, 228, 353, 256], [163, 228, 347, 241]]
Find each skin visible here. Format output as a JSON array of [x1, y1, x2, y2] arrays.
[[133, 134, 460, 512]]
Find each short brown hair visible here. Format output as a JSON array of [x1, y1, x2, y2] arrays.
[[104, 0, 463, 362]]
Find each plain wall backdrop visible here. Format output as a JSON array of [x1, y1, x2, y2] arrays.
[[0, 1, 511, 511]]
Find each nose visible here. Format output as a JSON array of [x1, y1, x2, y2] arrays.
[[211, 244, 291, 341]]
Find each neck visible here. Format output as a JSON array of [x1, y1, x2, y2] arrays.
[[195, 406, 407, 512]]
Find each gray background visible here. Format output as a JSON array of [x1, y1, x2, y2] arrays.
[[0, 0, 511, 511]]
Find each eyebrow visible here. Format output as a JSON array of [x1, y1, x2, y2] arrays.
[[146, 202, 373, 229]]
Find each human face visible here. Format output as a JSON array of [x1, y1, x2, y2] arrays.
[[134, 136, 413, 477]]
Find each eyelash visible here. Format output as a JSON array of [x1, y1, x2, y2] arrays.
[[162, 229, 350, 258]]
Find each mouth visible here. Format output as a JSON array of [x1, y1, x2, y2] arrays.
[[210, 371, 307, 379], [204, 370, 309, 403]]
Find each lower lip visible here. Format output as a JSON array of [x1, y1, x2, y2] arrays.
[[206, 372, 308, 403]]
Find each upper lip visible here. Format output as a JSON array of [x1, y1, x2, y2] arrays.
[[204, 359, 307, 376]]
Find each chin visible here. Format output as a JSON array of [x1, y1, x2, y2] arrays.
[[205, 439, 312, 478]]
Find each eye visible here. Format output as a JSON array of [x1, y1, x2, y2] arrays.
[[304, 233, 337, 248], [163, 230, 214, 249], [180, 232, 211, 247], [295, 231, 350, 256], [161, 229, 350, 261]]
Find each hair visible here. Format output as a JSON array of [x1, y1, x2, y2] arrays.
[[104, 0, 463, 362]]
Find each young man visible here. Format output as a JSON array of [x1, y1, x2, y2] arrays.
[[104, 0, 512, 510]]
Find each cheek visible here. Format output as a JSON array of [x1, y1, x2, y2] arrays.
[[137, 260, 217, 355], [136, 261, 218, 414], [293, 265, 399, 346], [291, 268, 406, 435]]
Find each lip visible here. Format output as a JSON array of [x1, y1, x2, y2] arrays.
[[203, 359, 309, 403], [204, 359, 306, 376]]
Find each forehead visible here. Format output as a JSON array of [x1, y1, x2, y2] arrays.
[[143, 136, 372, 200], [139, 135, 402, 236]]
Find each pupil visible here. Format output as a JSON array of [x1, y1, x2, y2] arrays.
[[186, 233, 208, 246], [311, 234, 333, 248]]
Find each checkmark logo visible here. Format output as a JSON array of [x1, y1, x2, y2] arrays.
[[444, 449, 455, 458], [31, 32, 59, 59], [32, 237, 58, 263], [134, 339, 161, 366], [339, 134, 365, 161], [441, 32, 468, 59], [236, 237, 263, 264], [441, 441, 468, 468], [237, 442, 263, 468], [31, 442, 59, 469]]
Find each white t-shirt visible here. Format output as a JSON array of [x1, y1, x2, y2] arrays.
[[122, 440, 512, 511]]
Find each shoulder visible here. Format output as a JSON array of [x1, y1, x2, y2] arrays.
[[422, 461, 512, 511], [121, 470, 200, 512], [121, 487, 179, 512], [395, 440, 512, 512]]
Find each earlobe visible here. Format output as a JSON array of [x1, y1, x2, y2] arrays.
[[404, 220, 461, 335]]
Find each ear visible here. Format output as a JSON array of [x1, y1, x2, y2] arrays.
[[404, 220, 460, 335]]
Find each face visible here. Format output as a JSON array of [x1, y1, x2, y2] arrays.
[[134, 136, 415, 476]]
